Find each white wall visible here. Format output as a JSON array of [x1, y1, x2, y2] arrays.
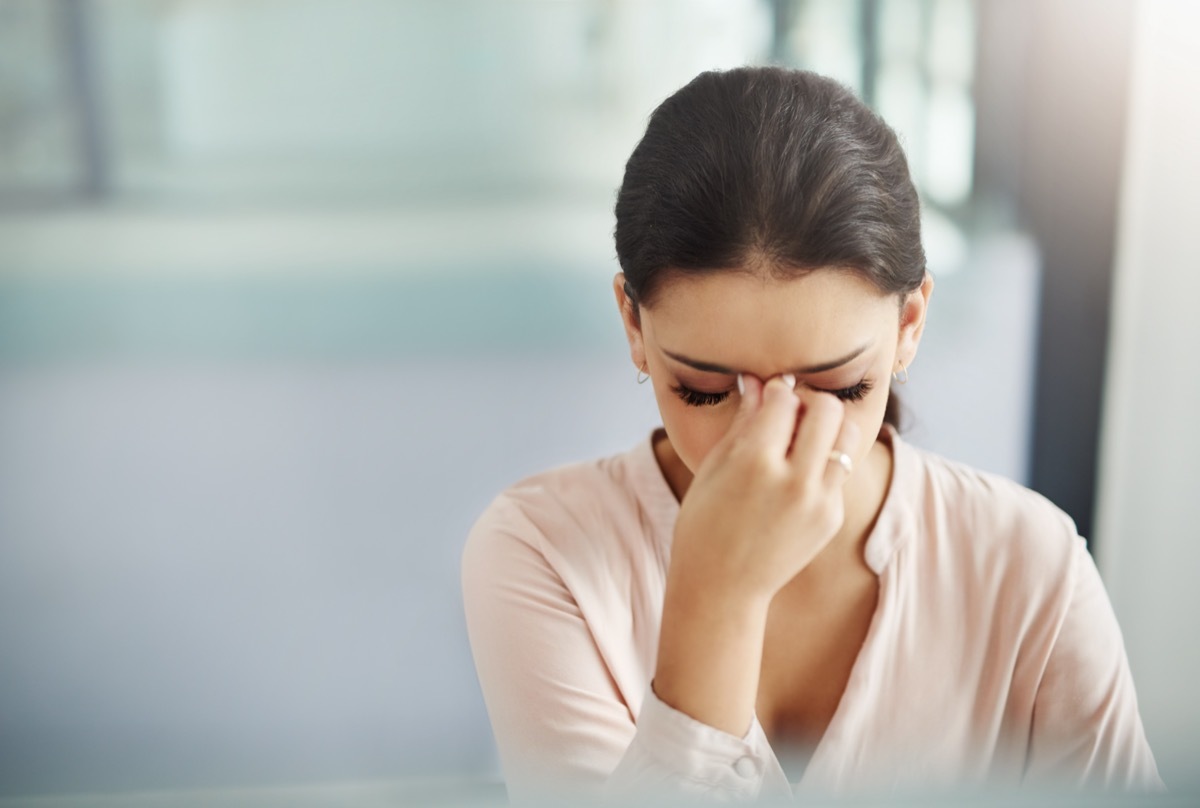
[[1093, 0, 1200, 790]]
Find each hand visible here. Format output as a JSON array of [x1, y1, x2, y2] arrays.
[[667, 371, 863, 606]]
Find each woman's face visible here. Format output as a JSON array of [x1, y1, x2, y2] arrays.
[[614, 267, 932, 476]]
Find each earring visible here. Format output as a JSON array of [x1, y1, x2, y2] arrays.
[[892, 361, 909, 385], [636, 362, 650, 384]]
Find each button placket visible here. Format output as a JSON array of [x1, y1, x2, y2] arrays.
[[733, 755, 759, 778]]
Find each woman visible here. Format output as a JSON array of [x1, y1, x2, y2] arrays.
[[461, 67, 1161, 802]]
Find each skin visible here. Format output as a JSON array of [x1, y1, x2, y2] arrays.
[[612, 264, 934, 756]]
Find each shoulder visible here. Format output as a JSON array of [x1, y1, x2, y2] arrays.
[[901, 440, 1082, 594], [461, 440, 666, 593]]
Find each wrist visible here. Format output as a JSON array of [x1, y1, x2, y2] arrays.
[[663, 562, 775, 618], [653, 590, 769, 736]]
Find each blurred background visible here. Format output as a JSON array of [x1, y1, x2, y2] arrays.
[[0, 0, 1196, 803]]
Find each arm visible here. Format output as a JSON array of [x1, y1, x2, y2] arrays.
[[461, 501, 787, 803], [1023, 534, 1164, 790], [463, 376, 846, 801]]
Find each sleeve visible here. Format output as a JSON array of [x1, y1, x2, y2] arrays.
[[607, 680, 788, 801], [1023, 533, 1165, 791], [460, 497, 790, 804]]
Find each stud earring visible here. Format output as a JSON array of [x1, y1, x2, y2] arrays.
[[636, 362, 650, 384], [892, 361, 909, 385]]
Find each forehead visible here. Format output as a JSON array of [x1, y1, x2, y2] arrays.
[[644, 269, 895, 368]]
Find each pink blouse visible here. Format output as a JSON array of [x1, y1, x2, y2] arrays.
[[461, 425, 1162, 802]]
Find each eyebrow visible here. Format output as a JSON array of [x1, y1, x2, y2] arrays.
[[662, 342, 873, 376]]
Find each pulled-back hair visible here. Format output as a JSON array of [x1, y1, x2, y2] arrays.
[[614, 66, 926, 428]]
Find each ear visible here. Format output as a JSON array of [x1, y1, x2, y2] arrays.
[[896, 272, 934, 371], [613, 272, 648, 373]]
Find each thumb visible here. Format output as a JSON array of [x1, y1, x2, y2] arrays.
[[721, 372, 763, 440], [703, 373, 764, 471], [700, 369, 768, 465]]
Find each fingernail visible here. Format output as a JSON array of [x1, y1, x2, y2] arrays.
[[781, 373, 796, 390], [737, 373, 745, 395]]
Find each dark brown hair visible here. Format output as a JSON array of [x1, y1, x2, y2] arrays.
[[614, 66, 926, 428]]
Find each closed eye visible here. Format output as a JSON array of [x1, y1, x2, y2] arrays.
[[670, 378, 873, 408], [827, 379, 873, 402], [670, 384, 732, 407]]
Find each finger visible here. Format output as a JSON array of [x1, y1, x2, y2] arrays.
[[787, 387, 846, 484], [822, 416, 863, 488], [730, 372, 763, 429], [706, 372, 763, 464], [740, 373, 802, 461]]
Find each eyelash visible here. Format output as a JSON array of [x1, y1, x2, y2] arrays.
[[670, 379, 874, 408]]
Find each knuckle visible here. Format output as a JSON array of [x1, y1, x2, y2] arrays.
[[787, 472, 820, 502], [741, 451, 770, 476], [729, 437, 768, 471]]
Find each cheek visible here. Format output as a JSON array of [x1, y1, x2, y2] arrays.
[[656, 393, 737, 474], [843, 380, 891, 456]]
